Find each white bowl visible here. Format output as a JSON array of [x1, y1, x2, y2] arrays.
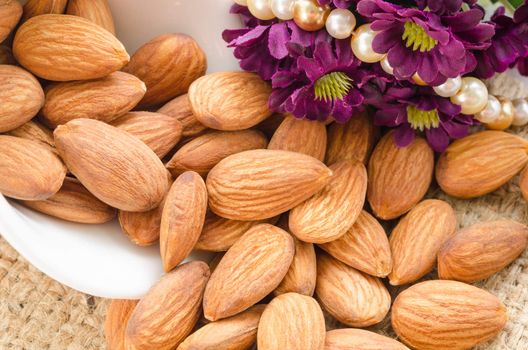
[[0, 0, 240, 299]]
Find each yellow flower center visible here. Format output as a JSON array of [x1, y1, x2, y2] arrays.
[[314, 72, 353, 102], [407, 105, 440, 131], [402, 21, 438, 52]]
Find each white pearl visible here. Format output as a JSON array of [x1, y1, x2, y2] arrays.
[[512, 99, 528, 126], [380, 56, 393, 75], [433, 76, 462, 98], [351, 24, 384, 63], [271, 0, 295, 20], [325, 9, 356, 40], [450, 77, 488, 115], [475, 95, 501, 123], [234, 0, 248, 5], [247, 0, 275, 20]]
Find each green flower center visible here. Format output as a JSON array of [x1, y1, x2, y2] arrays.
[[314, 72, 353, 102], [407, 105, 440, 131], [402, 21, 438, 52]]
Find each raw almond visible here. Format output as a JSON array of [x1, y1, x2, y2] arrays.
[[157, 94, 207, 137], [124, 34, 206, 107], [203, 224, 295, 321], [438, 220, 528, 283], [316, 253, 390, 327], [521, 165, 528, 202], [274, 237, 317, 296], [289, 160, 367, 243], [126, 261, 210, 350], [111, 111, 183, 159], [389, 199, 456, 286], [436, 130, 528, 198], [66, 0, 115, 34], [0, 45, 15, 65], [166, 130, 268, 177], [42, 71, 146, 127], [255, 113, 285, 139], [319, 210, 392, 278], [104, 299, 139, 350], [7, 120, 55, 150], [177, 304, 265, 350], [392, 280, 507, 350], [325, 111, 378, 165], [324, 329, 410, 350], [258, 293, 325, 350], [368, 131, 434, 220], [0, 0, 22, 42], [14, 14, 129, 81], [0, 65, 44, 133], [54, 119, 169, 212], [0, 135, 66, 200], [189, 72, 272, 131], [20, 177, 116, 224], [160, 171, 208, 272], [207, 149, 332, 220], [268, 116, 327, 161], [22, 0, 67, 21]]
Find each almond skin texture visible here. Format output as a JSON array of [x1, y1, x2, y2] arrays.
[[316, 253, 390, 327], [289, 160, 367, 243], [126, 261, 210, 350], [13, 14, 129, 81], [521, 165, 528, 202], [105, 299, 139, 350], [436, 130, 528, 199], [7, 121, 55, 150], [22, 0, 67, 21], [319, 210, 392, 278], [268, 116, 327, 161], [392, 280, 508, 350], [203, 224, 295, 321], [325, 111, 378, 165], [258, 293, 326, 350], [160, 171, 208, 272], [0, 65, 45, 133], [438, 220, 528, 283], [368, 131, 434, 220], [324, 329, 410, 350], [189, 72, 272, 131], [389, 199, 456, 286], [0, 136, 66, 200], [123, 34, 206, 107], [54, 119, 169, 212], [118, 205, 163, 247], [166, 130, 268, 177], [207, 149, 333, 220], [111, 111, 183, 159], [177, 304, 265, 350], [274, 237, 317, 296], [66, 0, 115, 34], [157, 94, 207, 137], [0, 0, 22, 42]]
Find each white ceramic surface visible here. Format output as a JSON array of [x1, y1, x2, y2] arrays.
[[0, 0, 240, 299]]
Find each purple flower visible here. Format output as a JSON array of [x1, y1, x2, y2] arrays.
[[415, 0, 477, 15], [318, 0, 357, 8], [518, 57, 528, 76]]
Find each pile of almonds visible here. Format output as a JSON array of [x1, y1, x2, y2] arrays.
[[1, 1, 528, 350]]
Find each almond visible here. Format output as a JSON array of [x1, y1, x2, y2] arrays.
[[160, 171, 208, 272], [255, 113, 285, 139], [436, 130, 528, 198], [123, 34, 206, 107], [319, 210, 392, 278], [14, 14, 129, 81], [177, 304, 265, 350], [325, 111, 378, 165], [166, 130, 268, 177], [268, 116, 327, 161], [66, 0, 115, 34], [7, 120, 55, 151], [0, 0, 22, 42], [0, 135, 66, 200], [392, 280, 507, 350], [0, 65, 44, 133], [54, 119, 169, 212], [389, 199, 456, 286], [207, 149, 332, 220], [203, 224, 295, 321], [438, 220, 528, 283], [22, 0, 67, 21], [42, 71, 146, 127], [324, 329, 410, 350], [0, 45, 16, 65], [126, 261, 210, 350], [189, 72, 272, 131], [368, 131, 434, 220], [111, 112, 183, 159], [157, 94, 207, 138], [257, 293, 325, 350], [105, 299, 139, 350], [289, 160, 367, 243], [521, 165, 528, 202], [274, 237, 317, 296], [316, 253, 390, 327]]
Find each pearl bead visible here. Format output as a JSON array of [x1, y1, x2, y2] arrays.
[[271, 0, 295, 20], [485, 98, 514, 130], [351, 24, 384, 63], [512, 99, 528, 126], [412, 72, 427, 86], [293, 0, 330, 32], [247, 0, 275, 20], [450, 77, 488, 115], [234, 0, 248, 5], [433, 76, 462, 98], [325, 9, 356, 40], [380, 56, 393, 75], [475, 95, 501, 123]]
